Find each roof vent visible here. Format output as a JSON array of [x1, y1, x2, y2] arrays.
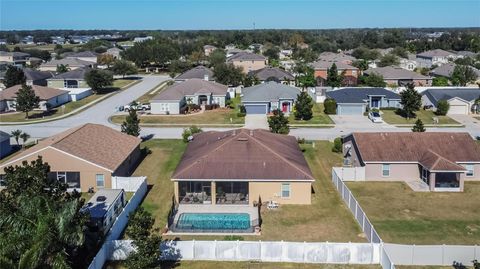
[[237, 137, 248, 141], [249, 130, 254, 136], [232, 130, 236, 136], [96, 196, 107, 202]]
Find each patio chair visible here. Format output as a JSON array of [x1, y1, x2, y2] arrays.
[[267, 200, 279, 210]]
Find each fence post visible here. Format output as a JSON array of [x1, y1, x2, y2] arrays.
[[259, 240, 262, 262], [236, 240, 239, 261], [281, 240, 284, 262], [442, 244, 445, 265], [411, 244, 415, 265], [303, 241, 306, 263], [193, 239, 196, 260], [214, 240, 217, 260]]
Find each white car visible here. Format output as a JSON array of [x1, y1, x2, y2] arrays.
[[368, 111, 383, 123]]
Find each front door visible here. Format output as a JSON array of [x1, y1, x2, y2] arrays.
[[282, 102, 289, 113], [371, 98, 380, 108]]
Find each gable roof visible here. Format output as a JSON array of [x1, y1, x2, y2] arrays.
[[172, 129, 314, 181], [0, 84, 68, 101], [430, 63, 480, 78], [326, 87, 400, 104], [23, 68, 54, 81], [175, 66, 214, 80], [417, 49, 455, 58], [0, 124, 141, 172], [152, 78, 227, 101], [65, 51, 98, 58], [422, 88, 480, 106], [248, 67, 294, 81], [227, 52, 266, 62], [49, 67, 90, 80], [41, 58, 94, 68], [349, 132, 480, 170], [311, 60, 357, 70], [242, 82, 301, 102], [364, 66, 431, 80], [318, 52, 356, 63]]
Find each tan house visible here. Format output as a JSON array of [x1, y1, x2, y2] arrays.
[[0, 84, 69, 112], [0, 124, 141, 192], [343, 132, 480, 192], [39, 58, 95, 72], [311, 61, 359, 86], [227, 52, 267, 73], [172, 129, 315, 206], [363, 66, 432, 87]]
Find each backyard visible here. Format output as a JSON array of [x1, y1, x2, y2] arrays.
[[347, 181, 480, 244], [110, 97, 245, 126], [134, 139, 363, 242], [0, 79, 137, 123], [380, 109, 460, 125], [288, 103, 334, 125]]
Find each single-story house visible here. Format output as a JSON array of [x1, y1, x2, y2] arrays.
[[421, 87, 480, 115], [430, 63, 480, 84], [151, 78, 228, 115], [172, 129, 315, 206], [0, 131, 13, 159], [227, 52, 267, 73], [175, 66, 214, 82], [310, 61, 359, 86], [65, 51, 99, 63], [241, 81, 300, 114], [326, 87, 401, 115], [23, 68, 54, 86], [416, 49, 457, 68], [0, 84, 69, 112], [104, 47, 122, 59], [39, 58, 95, 72], [0, 124, 141, 191], [343, 132, 480, 192], [0, 51, 30, 65], [248, 67, 295, 85], [363, 66, 432, 87], [46, 67, 92, 101]]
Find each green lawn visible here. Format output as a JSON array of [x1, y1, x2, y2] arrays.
[[0, 79, 136, 123], [7, 43, 81, 52], [380, 109, 460, 125], [110, 97, 245, 126], [347, 181, 480, 244], [136, 140, 363, 242], [289, 103, 334, 125]]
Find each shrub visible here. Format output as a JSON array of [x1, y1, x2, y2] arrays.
[[435, 100, 450, 116], [370, 108, 379, 113], [239, 105, 246, 114], [297, 138, 306, 144], [237, 112, 246, 117], [182, 126, 203, 143], [323, 98, 337, 114], [223, 235, 244, 241], [332, 137, 342, 153]]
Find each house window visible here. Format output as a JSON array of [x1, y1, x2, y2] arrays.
[[352, 70, 357, 75], [96, 174, 105, 188], [382, 164, 390, 177], [48, 171, 80, 188], [464, 164, 474, 177], [281, 183, 290, 198]]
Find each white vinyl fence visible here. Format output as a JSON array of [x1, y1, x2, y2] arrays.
[[111, 176, 147, 192], [333, 167, 365, 181], [88, 177, 148, 269], [384, 244, 480, 266]]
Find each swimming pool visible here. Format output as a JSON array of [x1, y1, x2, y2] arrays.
[[176, 213, 251, 232]]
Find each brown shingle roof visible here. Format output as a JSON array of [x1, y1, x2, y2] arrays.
[[419, 150, 466, 171], [350, 132, 480, 168], [172, 129, 314, 181], [0, 124, 141, 172], [0, 84, 68, 101], [152, 78, 227, 101]]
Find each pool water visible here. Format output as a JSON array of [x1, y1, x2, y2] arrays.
[[176, 213, 251, 231]]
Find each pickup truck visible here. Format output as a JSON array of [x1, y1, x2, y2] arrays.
[[121, 103, 151, 112]]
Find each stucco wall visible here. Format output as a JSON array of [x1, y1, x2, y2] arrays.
[[249, 181, 312, 205], [232, 60, 266, 74], [112, 145, 142, 177], [151, 101, 182, 114], [458, 163, 480, 181], [365, 163, 420, 181], [48, 80, 65, 88]]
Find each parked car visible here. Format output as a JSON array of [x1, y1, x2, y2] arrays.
[[368, 111, 383, 123], [122, 103, 151, 112]]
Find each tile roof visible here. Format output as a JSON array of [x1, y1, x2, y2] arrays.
[[49, 67, 90, 80], [248, 67, 294, 81], [326, 87, 400, 104], [310, 60, 357, 70], [0, 124, 141, 172], [364, 66, 431, 80], [172, 129, 314, 181], [422, 87, 480, 106], [152, 78, 227, 101], [175, 66, 214, 80], [227, 52, 266, 62], [242, 81, 301, 102], [349, 132, 480, 169], [417, 49, 455, 58], [0, 84, 68, 101]]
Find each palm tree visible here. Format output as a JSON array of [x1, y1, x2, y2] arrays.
[[10, 129, 22, 145], [20, 132, 30, 148]]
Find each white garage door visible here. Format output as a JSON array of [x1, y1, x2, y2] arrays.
[[337, 104, 365, 115], [245, 104, 268, 114], [448, 104, 468, 115]]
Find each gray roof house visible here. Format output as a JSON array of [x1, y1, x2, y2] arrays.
[[248, 67, 294, 84], [39, 58, 95, 72], [23, 68, 54, 86], [150, 78, 228, 115], [421, 88, 480, 115], [47, 67, 90, 89], [175, 66, 214, 82], [0, 130, 13, 159], [65, 51, 99, 63], [364, 66, 432, 86], [416, 49, 457, 68], [326, 87, 401, 115], [430, 63, 480, 81], [241, 81, 300, 114]]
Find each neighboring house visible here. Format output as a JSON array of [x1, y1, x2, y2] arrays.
[[0, 84, 69, 112], [248, 67, 295, 85], [203, 45, 217, 56], [317, 52, 356, 65], [248, 43, 264, 53], [363, 66, 432, 86], [0, 51, 30, 65], [416, 49, 457, 68], [133, 36, 153, 43], [454, 51, 477, 58], [399, 53, 418, 71], [175, 66, 214, 82], [226, 52, 267, 73], [326, 87, 401, 115], [421, 87, 480, 115], [0, 131, 13, 159], [430, 63, 480, 84], [83, 189, 126, 235], [0, 39, 6, 45], [279, 49, 293, 59], [311, 61, 359, 86], [226, 48, 245, 58], [39, 58, 95, 72], [308, 87, 332, 103], [23, 68, 54, 86], [0, 124, 142, 191], [151, 78, 228, 115], [172, 129, 315, 206], [65, 51, 98, 63], [241, 82, 300, 115], [105, 47, 122, 59], [342, 132, 480, 192], [51, 36, 66, 45], [47, 67, 92, 101]]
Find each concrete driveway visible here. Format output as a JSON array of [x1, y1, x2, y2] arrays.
[[244, 114, 268, 129], [330, 115, 391, 128]]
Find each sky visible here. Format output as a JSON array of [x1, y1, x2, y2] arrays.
[[1, 0, 479, 30]]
